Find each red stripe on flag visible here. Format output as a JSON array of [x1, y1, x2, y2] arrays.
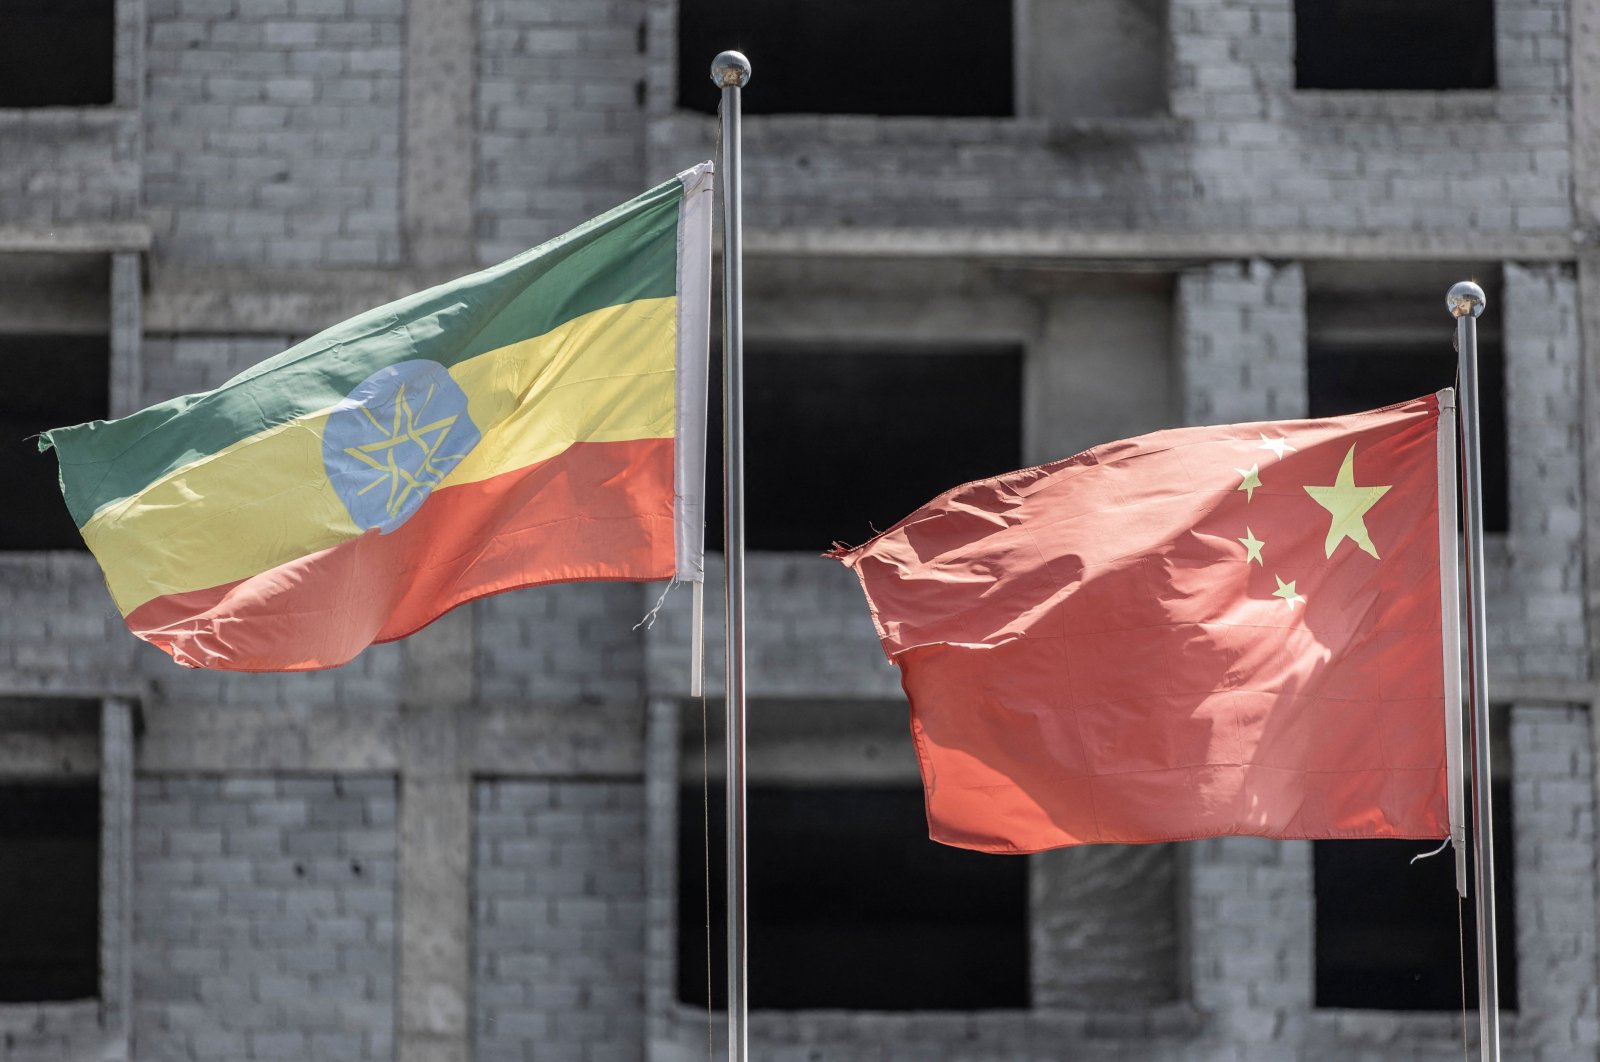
[[124, 437, 675, 671]]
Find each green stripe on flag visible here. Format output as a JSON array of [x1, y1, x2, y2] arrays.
[[42, 177, 685, 529]]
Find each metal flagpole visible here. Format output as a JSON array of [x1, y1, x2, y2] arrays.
[[1448, 280, 1499, 1062], [712, 49, 751, 1062]]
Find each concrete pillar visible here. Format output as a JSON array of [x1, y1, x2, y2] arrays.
[[404, 0, 476, 270], [397, 607, 475, 1062], [109, 252, 141, 417], [1031, 844, 1179, 1008], [99, 697, 134, 1061], [643, 698, 680, 1055], [1186, 837, 1313, 1045], [1509, 704, 1600, 1052], [1573, 0, 1600, 231], [1025, 276, 1176, 463], [1500, 263, 1585, 681], [1175, 259, 1306, 426]]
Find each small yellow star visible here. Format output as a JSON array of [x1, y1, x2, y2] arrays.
[[1238, 528, 1265, 565], [1257, 433, 1297, 460], [1234, 464, 1262, 502], [1272, 575, 1304, 610], [1304, 445, 1392, 559]]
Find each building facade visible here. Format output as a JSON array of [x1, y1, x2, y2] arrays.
[[0, 0, 1596, 1059]]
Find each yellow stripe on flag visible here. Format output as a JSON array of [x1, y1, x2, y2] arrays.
[[85, 297, 678, 614]]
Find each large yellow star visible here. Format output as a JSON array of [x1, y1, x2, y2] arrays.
[[1303, 445, 1392, 559], [1234, 464, 1262, 502], [1238, 527, 1265, 565]]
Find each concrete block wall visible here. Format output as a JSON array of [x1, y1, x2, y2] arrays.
[[1031, 844, 1180, 1009], [143, 0, 405, 266], [1169, 0, 1571, 233], [1494, 264, 1586, 682], [477, 0, 648, 260], [1509, 704, 1600, 1056], [0, 1003, 113, 1062], [1176, 260, 1308, 425], [0, 555, 143, 692], [642, 558, 903, 700], [137, 335, 294, 407], [473, 779, 647, 1062], [1186, 837, 1314, 1052], [0, 113, 141, 224], [131, 775, 397, 1062], [645, 0, 1570, 234], [475, 583, 649, 705]]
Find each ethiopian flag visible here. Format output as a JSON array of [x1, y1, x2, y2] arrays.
[[41, 163, 714, 672]]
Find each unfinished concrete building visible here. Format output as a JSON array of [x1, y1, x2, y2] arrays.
[[0, 0, 1596, 1059]]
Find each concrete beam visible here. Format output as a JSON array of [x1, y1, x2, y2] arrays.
[[0, 223, 151, 253], [744, 227, 1581, 264]]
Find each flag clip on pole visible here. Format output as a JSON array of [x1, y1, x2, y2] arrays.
[[1449, 281, 1500, 1062], [712, 48, 751, 1062]]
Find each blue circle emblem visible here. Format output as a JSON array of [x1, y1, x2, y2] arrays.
[[322, 359, 482, 534]]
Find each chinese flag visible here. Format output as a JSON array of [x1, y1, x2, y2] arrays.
[[833, 393, 1456, 853]]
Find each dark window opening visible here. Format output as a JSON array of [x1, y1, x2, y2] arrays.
[[1307, 266, 1507, 533], [678, 784, 1029, 1010], [1295, 0, 1495, 91], [0, 781, 100, 1002], [3, 334, 109, 550], [705, 344, 1023, 552], [1314, 705, 1516, 1010], [0, 0, 115, 108], [677, 0, 1014, 116]]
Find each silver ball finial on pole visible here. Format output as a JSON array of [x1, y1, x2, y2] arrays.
[[1447, 280, 1487, 319], [711, 50, 752, 89]]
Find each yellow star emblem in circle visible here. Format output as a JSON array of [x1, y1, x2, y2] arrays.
[[1257, 433, 1296, 460], [1272, 575, 1304, 610], [1238, 527, 1265, 565], [343, 381, 471, 520], [1234, 464, 1262, 502], [1303, 445, 1392, 559]]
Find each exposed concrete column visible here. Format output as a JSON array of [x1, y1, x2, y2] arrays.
[[397, 608, 476, 1062], [99, 697, 134, 1061], [109, 252, 142, 417], [1175, 259, 1306, 426], [1500, 263, 1586, 681], [1509, 704, 1600, 1053], [1031, 845, 1179, 1009], [114, 0, 144, 110], [1185, 837, 1314, 1042], [1573, 0, 1600, 231], [643, 697, 681, 1057], [404, 0, 476, 270], [1580, 256, 1600, 683]]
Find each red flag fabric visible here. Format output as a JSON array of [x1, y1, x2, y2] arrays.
[[833, 394, 1455, 853]]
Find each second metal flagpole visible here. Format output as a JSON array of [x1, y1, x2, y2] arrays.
[[713, 49, 751, 1062], [1448, 280, 1499, 1062]]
